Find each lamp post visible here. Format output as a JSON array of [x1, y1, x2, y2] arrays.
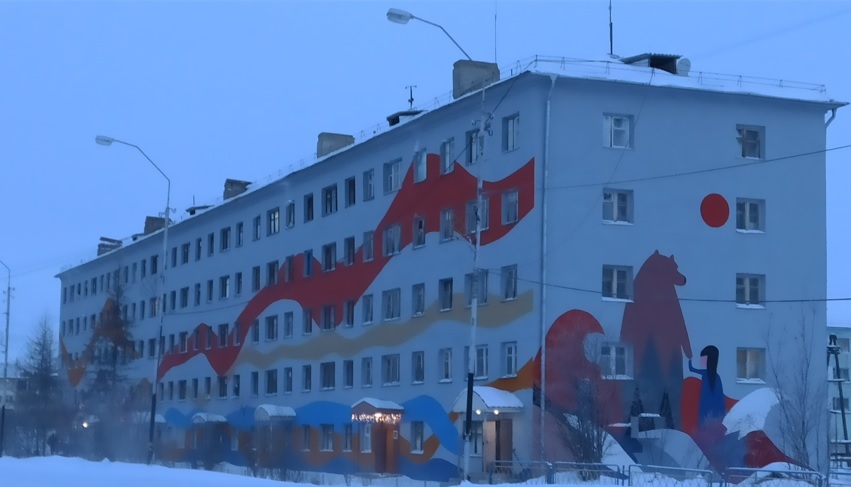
[[95, 135, 170, 464], [387, 9, 485, 480], [0, 259, 10, 458]]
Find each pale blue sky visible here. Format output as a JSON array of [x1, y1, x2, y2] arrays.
[[1, 0, 849, 363]]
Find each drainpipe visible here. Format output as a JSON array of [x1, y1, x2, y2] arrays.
[[539, 74, 558, 462], [826, 108, 838, 128]]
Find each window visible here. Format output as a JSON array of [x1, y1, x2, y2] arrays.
[[736, 199, 765, 232], [322, 243, 337, 271], [362, 294, 373, 325], [220, 275, 230, 300], [360, 423, 372, 453], [382, 288, 401, 321], [345, 177, 356, 207], [151, 255, 159, 274], [363, 169, 375, 201], [413, 149, 427, 183], [344, 300, 355, 327], [233, 374, 241, 397], [285, 255, 294, 282], [413, 217, 426, 248], [321, 184, 338, 216], [834, 397, 850, 412], [737, 125, 764, 159], [253, 215, 262, 241], [303, 309, 313, 335], [205, 377, 212, 398], [250, 371, 259, 396], [602, 265, 633, 300], [285, 201, 295, 228], [500, 190, 519, 226], [304, 193, 314, 222], [503, 114, 519, 152], [440, 137, 455, 174], [195, 238, 202, 261], [207, 279, 214, 302], [180, 287, 189, 308], [218, 376, 228, 398], [382, 354, 400, 385], [439, 278, 453, 311], [218, 324, 229, 348], [599, 342, 632, 379], [383, 224, 401, 256], [192, 378, 198, 399], [466, 129, 482, 165], [440, 208, 455, 241], [205, 326, 212, 350], [302, 426, 311, 451], [235, 272, 243, 295], [207, 232, 215, 256], [604, 114, 632, 149], [321, 305, 335, 331], [320, 362, 336, 390], [603, 189, 633, 223], [363, 231, 374, 262], [179, 332, 188, 353], [304, 250, 313, 277], [833, 367, 850, 381], [236, 222, 244, 247], [343, 424, 353, 452], [471, 421, 483, 456], [252, 266, 261, 292], [412, 283, 425, 316], [251, 319, 260, 343], [221, 227, 231, 251], [410, 422, 424, 453], [267, 208, 280, 236], [302, 364, 312, 391], [181, 243, 190, 264], [265, 315, 278, 341], [503, 341, 518, 377], [343, 236, 356, 266], [384, 159, 402, 193], [283, 312, 294, 338], [284, 367, 293, 393], [267, 260, 279, 286], [501, 265, 518, 301], [736, 274, 765, 307], [321, 424, 334, 451], [466, 197, 490, 234], [465, 270, 488, 306], [362, 357, 373, 387], [474, 345, 488, 379], [343, 360, 354, 388], [736, 347, 765, 381], [412, 351, 425, 384], [439, 348, 452, 382]]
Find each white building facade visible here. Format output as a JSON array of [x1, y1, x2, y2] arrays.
[[57, 56, 844, 479]]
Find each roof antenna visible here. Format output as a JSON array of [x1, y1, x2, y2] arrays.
[[608, 0, 614, 57], [406, 85, 416, 110]]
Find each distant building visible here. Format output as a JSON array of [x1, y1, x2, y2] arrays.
[[57, 55, 845, 479], [0, 364, 27, 411], [829, 326, 851, 463]]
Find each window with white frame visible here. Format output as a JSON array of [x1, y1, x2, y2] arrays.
[[285, 201, 295, 228], [344, 300, 355, 327], [284, 311, 293, 338], [382, 288, 401, 321], [344, 236, 355, 265], [343, 359, 354, 388], [363, 169, 375, 201], [302, 425, 311, 451], [284, 367, 293, 393], [220, 275, 230, 300], [265, 369, 278, 395], [439, 278, 453, 311], [218, 375, 228, 398], [322, 242, 337, 272], [304, 250, 313, 277], [303, 309, 313, 335], [410, 421, 425, 453], [362, 294, 374, 324], [598, 342, 632, 379], [384, 159, 402, 193], [501, 264, 518, 301], [412, 283, 425, 316], [603, 114, 632, 149], [602, 265, 633, 300], [250, 371, 259, 396], [361, 423, 372, 452], [322, 184, 338, 216], [465, 270, 488, 306], [502, 341, 518, 377], [413, 148, 427, 183], [736, 274, 765, 306], [466, 197, 490, 234], [343, 424, 353, 451], [440, 137, 455, 174], [220, 227, 231, 252], [475, 345, 488, 379], [736, 199, 765, 232], [737, 125, 764, 159], [382, 354, 400, 385], [302, 364, 312, 391], [834, 397, 850, 412], [503, 114, 519, 152], [345, 177, 356, 207], [363, 231, 374, 262], [440, 208, 455, 242], [320, 361, 335, 390], [466, 129, 482, 165], [304, 193, 314, 222], [265, 315, 278, 341], [502, 190, 519, 225], [362, 357, 373, 387], [321, 424, 334, 451], [439, 348, 452, 382], [413, 216, 426, 248], [412, 351, 425, 383], [267, 208, 280, 235], [736, 347, 765, 381], [321, 305, 335, 331], [383, 224, 401, 256], [267, 260, 279, 286], [603, 189, 633, 223], [252, 217, 261, 241]]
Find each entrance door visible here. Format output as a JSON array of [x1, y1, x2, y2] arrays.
[[495, 420, 513, 461], [374, 424, 387, 473]]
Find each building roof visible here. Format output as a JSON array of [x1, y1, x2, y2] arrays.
[[451, 386, 524, 414], [254, 404, 296, 421], [351, 397, 404, 411]]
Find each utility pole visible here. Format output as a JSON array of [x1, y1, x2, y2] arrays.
[[0, 260, 11, 458]]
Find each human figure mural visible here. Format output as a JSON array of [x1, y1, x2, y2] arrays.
[[689, 345, 726, 427]]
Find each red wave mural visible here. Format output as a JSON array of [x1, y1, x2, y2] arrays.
[[156, 155, 536, 378]]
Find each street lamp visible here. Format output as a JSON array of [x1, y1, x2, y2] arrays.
[[95, 135, 170, 464], [0, 259, 9, 458], [386, 8, 473, 61]]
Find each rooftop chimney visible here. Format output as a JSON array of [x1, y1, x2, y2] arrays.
[[143, 216, 165, 235], [224, 178, 251, 200], [620, 53, 691, 76], [317, 132, 355, 158], [453, 60, 500, 99], [97, 237, 122, 256], [386, 109, 424, 127]]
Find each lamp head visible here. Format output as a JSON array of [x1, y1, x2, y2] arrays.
[[386, 8, 413, 24], [95, 135, 115, 146]]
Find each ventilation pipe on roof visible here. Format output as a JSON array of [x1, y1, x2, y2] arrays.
[[453, 60, 500, 99], [317, 133, 355, 158]]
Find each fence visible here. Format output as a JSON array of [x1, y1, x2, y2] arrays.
[[488, 460, 558, 484], [628, 465, 715, 487], [552, 462, 625, 485], [725, 468, 824, 487], [828, 471, 851, 487]]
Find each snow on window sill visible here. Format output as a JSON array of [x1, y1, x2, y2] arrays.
[[602, 297, 633, 303], [736, 378, 766, 385], [602, 220, 633, 226], [603, 374, 633, 381], [736, 229, 765, 234], [736, 303, 765, 310], [410, 449, 424, 455], [439, 379, 453, 384]]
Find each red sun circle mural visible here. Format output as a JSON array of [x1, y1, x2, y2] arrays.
[[700, 193, 729, 227]]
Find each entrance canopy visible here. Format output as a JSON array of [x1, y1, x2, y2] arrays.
[[254, 404, 296, 422], [131, 411, 166, 424], [452, 386, 524, 415], [192, 412, 227, 424], [351, 397, 404, 424]]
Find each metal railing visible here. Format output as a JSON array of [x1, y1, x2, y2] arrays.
[[827, 470, 851, 487], [487, 460, 557, 484], [552, 462, 625, 485], [627, 464, 715, 487], [725, 467, 824, 487]]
